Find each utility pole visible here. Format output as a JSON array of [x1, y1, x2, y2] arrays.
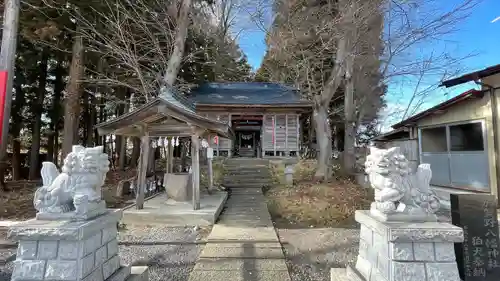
[[0, 0, 21, 190]]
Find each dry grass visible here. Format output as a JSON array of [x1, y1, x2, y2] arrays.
[[266, 159, 373, 228], [266, 180, 373, 228], [0, 168, 139, 221], [0, 185, 36, 220]]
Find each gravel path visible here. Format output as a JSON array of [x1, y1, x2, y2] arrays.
[[119, 226, 209, 281], [277, 228, 359, 281], [0, 226, 211, 281]]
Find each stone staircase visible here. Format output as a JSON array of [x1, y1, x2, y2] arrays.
[[237, 147, 255, 157], [222, 158, 272, 189]]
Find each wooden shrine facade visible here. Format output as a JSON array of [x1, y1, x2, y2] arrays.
[[190, 82, 313, 158]]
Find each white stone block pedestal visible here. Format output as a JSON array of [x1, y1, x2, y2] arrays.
[[7, 209, 137, 281], [348, 210, 464, 281]]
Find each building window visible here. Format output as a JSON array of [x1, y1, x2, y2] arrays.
[[449, 122, 484, 151], [421, 126, 447, 153]]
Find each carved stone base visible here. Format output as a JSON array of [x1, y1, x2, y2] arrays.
[[7, 209, 145, 281], [369, 204, 438, 223], [36, 201, 107, 221], [351, 210, 463, 281]]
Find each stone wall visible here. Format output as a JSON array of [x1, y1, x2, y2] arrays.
[[354, 210, 463, 281], [9, 210, 124, 281]]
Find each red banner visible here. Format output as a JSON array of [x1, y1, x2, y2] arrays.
[[213, 135, 218, 145], [0, 71, 8, 147]]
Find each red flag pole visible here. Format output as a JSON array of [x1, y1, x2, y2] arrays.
[[0, 71, 8, 146]]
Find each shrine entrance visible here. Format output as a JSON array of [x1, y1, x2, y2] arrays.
[[232, 115, 262, 158]]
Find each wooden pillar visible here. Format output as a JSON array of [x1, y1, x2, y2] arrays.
[[262, 114, 266, 158], [191, 133, 201, 210], [136, 133, 150, 210], [297, 114, 301, 159], [168, 136, 174, 173], [285, 114, 289, 156], [228, 114, 232, 157], [216, 115, 220, 156], [273, 115, 277, 156], [207, 147, 213, 192]]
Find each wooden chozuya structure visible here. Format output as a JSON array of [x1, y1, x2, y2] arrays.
[[188, 82, 312, 158], [95, 82, 311, 210], [95, 87, 233, 210]]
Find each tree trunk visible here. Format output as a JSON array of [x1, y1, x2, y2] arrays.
[[29, 48, 49, 180], [114, 87, 127, 169], [47, 53, 64, 164], [62, 26, 84, 159], [129, 137, 141, 168], [92, 93, 99, 146], [118, 90, 130, 170], [313, 104, 332, 181], [343, 3, 357, 175], [99, 95, 106, 152], [11, 72, 25, 181], [163, 0, 193, 86], [83, 90, 94, 146]]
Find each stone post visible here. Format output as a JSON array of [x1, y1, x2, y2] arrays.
[[284, 165, 294, 186], [347, 210, 463, 281], [8, 210, 131, 281], [343, 146, 464, 281]]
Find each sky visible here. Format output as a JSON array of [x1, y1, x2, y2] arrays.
[[234, 0, 500, 131]]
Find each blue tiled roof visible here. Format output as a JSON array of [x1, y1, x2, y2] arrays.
[[189, 82, 309, 105]]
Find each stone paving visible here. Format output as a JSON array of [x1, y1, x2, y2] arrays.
[[188, 188, 291, 281]]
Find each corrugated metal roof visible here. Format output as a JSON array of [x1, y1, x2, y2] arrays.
[[392, 89, 484, 129], [441, 64, 500, 87], [189, 82, 309, 105]]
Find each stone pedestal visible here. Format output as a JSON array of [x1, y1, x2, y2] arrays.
[[349, 210, 464, 281], [165, 173, 191, 202], [7, 209, 134, 281]]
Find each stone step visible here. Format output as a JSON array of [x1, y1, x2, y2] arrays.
[[225, 178, 270, 182], [217, 218, 273, 226], [224, 175, 271, 179], [193, 257, 288, 271], [225, 159, 269, 164], [229, 188, 263, 193], [126, 266, 149, 281], [188, 269, 291, 281], [199, 244, 285, 259], [223, 180, 271, 184], [222, 203, 270, 209], [207, 226, 279, 241], [219, 213, 272, 220], [224, 166, 269, 174], [224, 171, 271, 175], [224, 184, 270, 188]]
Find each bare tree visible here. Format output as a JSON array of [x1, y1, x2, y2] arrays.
[[260, 0, 479, 178], [263, 0, 383, 178], [380, 0, 479, 124]]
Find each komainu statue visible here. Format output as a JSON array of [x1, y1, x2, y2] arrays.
[[364, 146, 440, 221], [33, 145, 110, 220]]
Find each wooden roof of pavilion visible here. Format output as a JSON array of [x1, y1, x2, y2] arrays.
[[95, 88, 234, 138]]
